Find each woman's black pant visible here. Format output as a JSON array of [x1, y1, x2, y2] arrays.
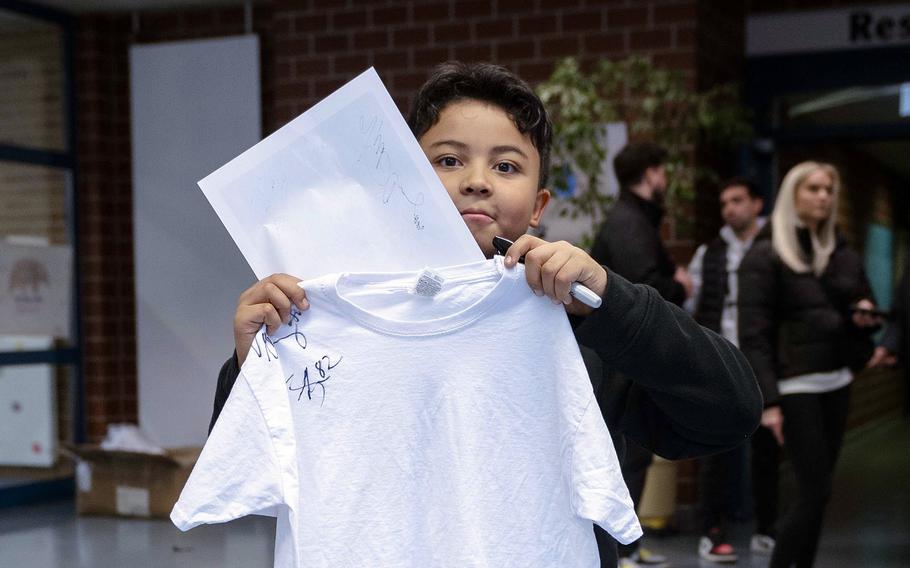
[[771, 385, 851, 568]]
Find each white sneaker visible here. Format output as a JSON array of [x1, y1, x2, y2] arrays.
[[618, 558, 641, 568], [750, 534, 775, 555], [698, 536, 738, 563]]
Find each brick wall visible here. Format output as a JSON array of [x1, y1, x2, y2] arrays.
[[74, 0, 704, 440], [76, 13, 136, 441], [268, 0, 698, 131]]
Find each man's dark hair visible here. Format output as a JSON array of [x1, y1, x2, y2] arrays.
[[408, 61, 552, 189], [719, 176, 762, 200], [613, 142, 668, 192]]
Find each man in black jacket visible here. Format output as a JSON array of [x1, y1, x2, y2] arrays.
[[589, 142, 694, 566], [685, 179, 772, 562], [590, 142, 693, 307]]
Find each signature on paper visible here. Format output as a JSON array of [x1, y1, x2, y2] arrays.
[[357, 114, 426, 231]]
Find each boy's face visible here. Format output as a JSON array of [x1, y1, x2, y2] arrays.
[[418, 99, 550, 258]]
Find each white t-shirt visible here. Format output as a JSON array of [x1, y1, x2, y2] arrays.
[[172, 258, 641, 567]]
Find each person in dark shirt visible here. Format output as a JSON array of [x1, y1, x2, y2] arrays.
[[210, 63, 762, 568], [589, 142, 694, 566], [685, 178, 770, 562]]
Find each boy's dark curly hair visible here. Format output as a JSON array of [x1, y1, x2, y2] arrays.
[[408, 62, 552, 189]]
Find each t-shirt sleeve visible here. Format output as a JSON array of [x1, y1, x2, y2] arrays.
[[171, 372, 286, 531], [570, 398, 643, 545]]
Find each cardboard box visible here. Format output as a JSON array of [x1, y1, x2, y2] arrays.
[[64, 445, 201, 518]]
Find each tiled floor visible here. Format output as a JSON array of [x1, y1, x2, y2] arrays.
[[1, 417, 907, 567]]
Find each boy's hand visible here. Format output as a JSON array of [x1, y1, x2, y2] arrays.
[[503, 235, 607, 316], [234, 274, 308, 365]]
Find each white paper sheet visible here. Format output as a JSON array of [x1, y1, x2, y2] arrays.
[[199, 67, 484, 280]]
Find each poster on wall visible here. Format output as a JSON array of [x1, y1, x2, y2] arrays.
[[0, 241, 73, 338], [0, 336, 57, 467]]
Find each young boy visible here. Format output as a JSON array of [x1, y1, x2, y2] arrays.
[[211, 62, 761, 567]]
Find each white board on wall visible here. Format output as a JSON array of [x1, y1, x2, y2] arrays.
[[131, 35, 260, 447]]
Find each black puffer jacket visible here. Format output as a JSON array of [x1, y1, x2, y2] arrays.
[[738, 224, 874, 406], [590, 191, 686, 306]]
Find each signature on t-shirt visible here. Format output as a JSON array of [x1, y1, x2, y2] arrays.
[[286, 355, 343, 406]]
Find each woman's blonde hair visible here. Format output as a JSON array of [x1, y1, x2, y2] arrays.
[[771, 161, 840, 275]]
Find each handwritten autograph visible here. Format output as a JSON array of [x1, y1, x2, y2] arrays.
[[285, 355, 343, 406], [249, 307, 308, 362], [357, 114, 426, 231]]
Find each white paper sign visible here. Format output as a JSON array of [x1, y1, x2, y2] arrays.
[[0, 336, 56, 467], [0, 242, 72, 338], [199, 67, 484, 280]]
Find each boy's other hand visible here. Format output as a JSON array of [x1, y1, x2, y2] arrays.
[[234, 274, 308, 365], [503, 235, 607, 317]]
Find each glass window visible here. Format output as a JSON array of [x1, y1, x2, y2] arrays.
[[0, 10, 66, 152]]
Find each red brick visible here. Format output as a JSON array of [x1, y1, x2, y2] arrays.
[[452, 1, 492, 18], [562, 9, 603, 32], [313, 33, 349, 53], [517, 61, 555, 83], [607, 6, 648, 28], [475, 18, 515, 38], [274, 14, 293, 35], [372, 5, 409, 25], [331, 9, 368, 30], [373, 50, 410, 69], [454, 43, 493, 62], [314, 77, 346, 98], [496, 39, 536, 60], [275, 80, 311, 101], [518, 14, 557, 35], [433, 22, 467, 43], [275, 36, 312, 55], [412, 46, 450, 67], [334, 53, 371, 73], [295, 13, 329, 33], [413, 2, 452, 22], [392, 71, 430, 92], [539, 36, 580, 58], [652, 51, 694, 71], [393, 26, 430, 48], [353, 30, 389, 50], [676, 25, 696, 48], [582, 31, 625, 54], [497, 0, 541, 14], [277, 60, 294, 81], [654, 2, 697, 24], [630, 29, 671, 50]]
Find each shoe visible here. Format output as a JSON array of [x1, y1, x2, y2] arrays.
[[618, 558, 641, 568], [630, 547, 668, 567], [750, 534, 775, 555], [698, 536, 738, 563]]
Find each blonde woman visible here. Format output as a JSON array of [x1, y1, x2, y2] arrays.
[[738, 161, 878, 567]]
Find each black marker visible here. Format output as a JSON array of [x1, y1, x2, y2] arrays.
[[492, 236, 602, 309]]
